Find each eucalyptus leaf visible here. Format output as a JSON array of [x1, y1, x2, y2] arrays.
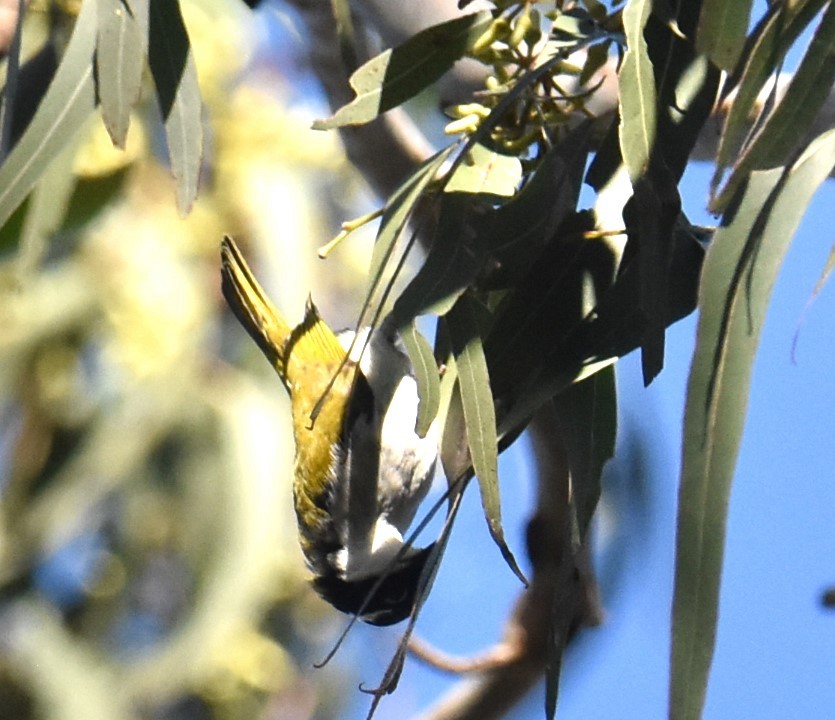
[[696, 0, 754, 70], [445, 143, 522, 197], [484, 125, 591, 285], [398, 322, 440, 438], [388, 192, 488, 326], [671, 128, 835, 720], [619, 0, 656, 183], [712, 0, 827, 188], [447, 294, 527, 586], [96, 0, 148, 148], [148, 0, 203, 215], [363, 145, 455, 324], [712, 1, 835, 212], [314, 12, 492, 130], [552, 366, 617, 539], [0, 0, 97, 235]]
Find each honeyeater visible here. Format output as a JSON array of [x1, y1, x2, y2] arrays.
[[220, 236, 438, 625]]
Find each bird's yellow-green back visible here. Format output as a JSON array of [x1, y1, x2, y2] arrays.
[[220, 236, 354, 556]]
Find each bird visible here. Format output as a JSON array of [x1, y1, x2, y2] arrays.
[[219, 236, 438, 625]]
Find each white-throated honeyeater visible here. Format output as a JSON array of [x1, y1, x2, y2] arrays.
[[220, 236, 438, 625]]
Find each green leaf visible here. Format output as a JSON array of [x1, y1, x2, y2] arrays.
[[148, 0, 203, 215], [671, 128, 835, 720], [445, 143, 522, 197], [619, 0, 656, 183], [712, 1, 835, 212], [16, 134, 79, 275], [363, 145, 455, 323], [313, 12, 492, 130], [484, 126, 591, 283], [398, 322, 440, 438], [696, 0, 754, 70], [447, 294, 527, 586], [552, 366, 617, 539], [96, 0, 148, 148], [388, 192, 488, 325], [0, 0, 97, 235], [712, 0, 827, 188]]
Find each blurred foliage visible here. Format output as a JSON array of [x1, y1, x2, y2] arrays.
[[0, 1, 378, 719]]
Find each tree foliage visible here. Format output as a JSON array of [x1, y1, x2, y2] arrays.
[[0, 1, 834, 719]]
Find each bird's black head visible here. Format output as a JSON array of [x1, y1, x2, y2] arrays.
[[312, 544, 434, 626]]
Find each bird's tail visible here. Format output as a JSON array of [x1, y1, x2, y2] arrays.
[[220, 236, 346, 387], [220, 235, 294, 383]]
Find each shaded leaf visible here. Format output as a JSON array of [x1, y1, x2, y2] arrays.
[[712, 0, 827, 188], [619, 0, 656, 183], [389, 193, 488, 325], [363, 146, 455, 323], [696, 0, 754, 70], [671, 128, 835, 720], [0, 0, 97, 235], [483, 124, 592, 285], [96, 0, 148, 148], [148, 0, 203, 215], [313, 12, 492, 130], [622, 164, 681, 385], [398, 322, 440, 438], [445, 143, 522, 197], [447, 294, 527, 585], [712, 2, 835, 212], [552, 365, 617, 539]]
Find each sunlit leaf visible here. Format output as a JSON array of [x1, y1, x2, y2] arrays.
[[398, 322, 440, 438], [619, 0, 656, 183], [446, 294, 527, 586], [712, 0, 827, 189], [148, 0, 203, 215], [363, 146, 455, 324], [96, 0, 148, 148], [0, 0, 97, 235], [313, 12, 492, 130], [671, 128, 835, 720], [712, 2, 835, 212], [445, 143, 522, 197], [696, 0, 754, 70]]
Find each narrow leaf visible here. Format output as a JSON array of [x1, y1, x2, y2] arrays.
[[363, 146, 455, 319], [96, 0, 148, 148], [671, 129, 835, 720], [0, 0, 97, 234], [388, 192, 488, 325], [552, 366, 617, 539], [713, 0, 826, 186], [148, 0, 203, 215], [16, 137, 78, 275], [619, 0, 656, 183], [712, 2, 835, 212], [399, 322, 440, 438], [447, 295, 527, 586], [313, 12, 492, 130], [696, 0, 754, 70]]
